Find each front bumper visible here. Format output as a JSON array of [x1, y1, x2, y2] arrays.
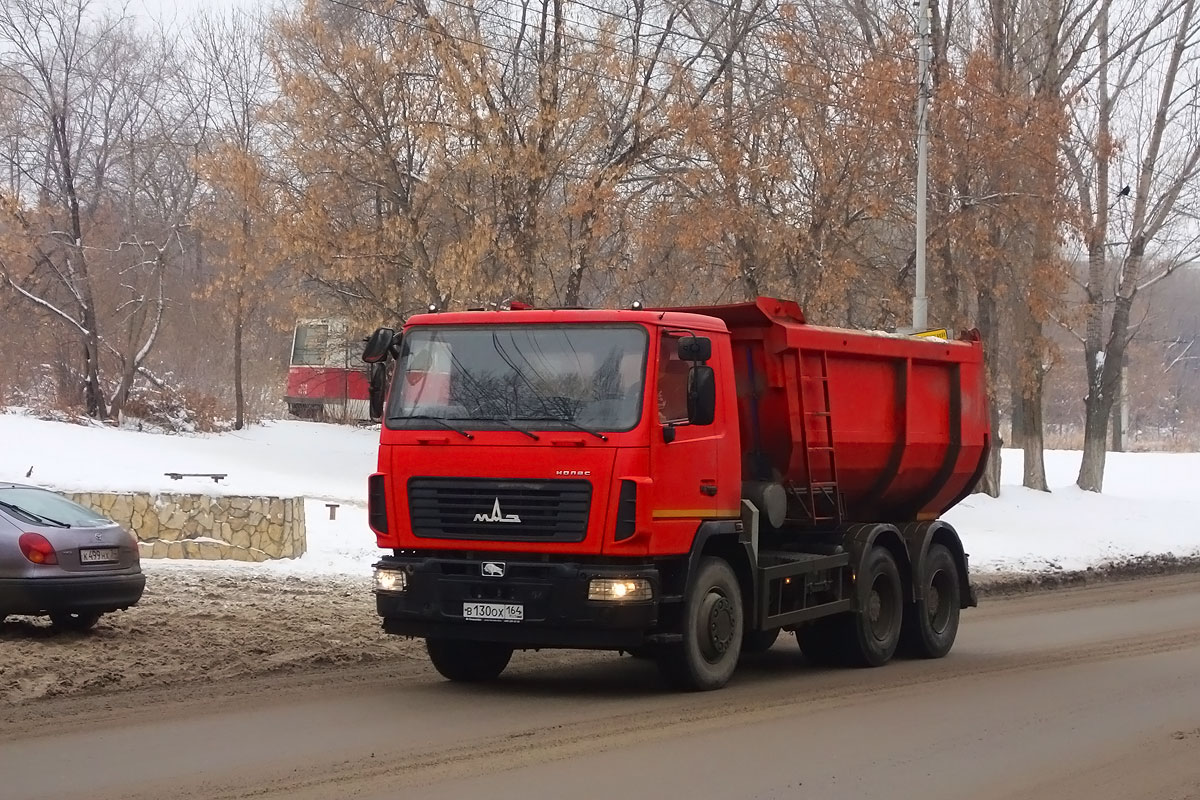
[[0, 573, 146, 616], [374, 554, 659, 650]]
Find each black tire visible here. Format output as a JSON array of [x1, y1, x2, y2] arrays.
[[741, 627, 780, 655], [657, 557, 743, 691], [50, 612, 101, 632], [425, 638, 513, 682], [901, 544, 961, 659], [796, 617, 848, 666], [843, 546, 904, 667]]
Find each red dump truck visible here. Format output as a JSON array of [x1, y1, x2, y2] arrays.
[[363, 297, 989, 690]]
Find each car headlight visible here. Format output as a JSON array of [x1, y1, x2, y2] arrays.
[[588, 577, 652, 602], [373, 568, 407, 593]]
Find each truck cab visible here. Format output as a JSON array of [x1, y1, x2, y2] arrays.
[[366, 300, 984, 690]]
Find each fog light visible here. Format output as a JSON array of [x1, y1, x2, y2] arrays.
[[588, 578, 652, 602], [373, 568, 407, 593]]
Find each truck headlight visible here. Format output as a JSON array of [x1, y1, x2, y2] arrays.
[[374, 568, 407, 593], [588, 578, 652, 602]]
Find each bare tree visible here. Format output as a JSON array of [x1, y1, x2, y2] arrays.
[[1064, 0, 1200, 491], [193, 7, 276, 430], [0, 0, 202, 419]]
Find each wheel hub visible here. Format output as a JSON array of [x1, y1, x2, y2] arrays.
[[927, 568, 953, 634], [699, 591, 735, 659], [867, 591, 882, 623], [867, 574, 896, 642]]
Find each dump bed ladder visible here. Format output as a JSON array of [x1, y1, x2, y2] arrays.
[[794, 349, 844, 526]]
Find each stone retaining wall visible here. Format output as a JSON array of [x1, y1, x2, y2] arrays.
[[68, 493, 306, 562]]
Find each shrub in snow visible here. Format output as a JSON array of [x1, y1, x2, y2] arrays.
[[121, 384, 231, 434]]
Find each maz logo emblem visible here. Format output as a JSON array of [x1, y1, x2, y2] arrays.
[[474, 498, 521, 524], [481, 562, 506, 578]]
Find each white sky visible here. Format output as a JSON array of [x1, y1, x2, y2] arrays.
[[101, 0, 264, 28]]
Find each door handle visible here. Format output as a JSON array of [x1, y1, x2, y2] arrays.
[[700, 482, 718, 497]]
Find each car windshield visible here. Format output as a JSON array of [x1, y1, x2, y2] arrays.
[[387, 325, 648, 432], [0, 487, 111, 527]]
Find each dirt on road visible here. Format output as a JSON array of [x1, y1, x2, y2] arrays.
[[3, 560, 1198, 707], [0, 568, 422, 705]]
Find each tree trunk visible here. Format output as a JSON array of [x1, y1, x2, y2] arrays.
[[1017, 303, 1049, 491], [1009, 383, 1026, 450], [82, 332, 107, 420], [1110, 355, 1128, 451], [565, 206, 597, 307], [1020, 360, 1049, 491], [234, 286, 245, 430], [975, 286, 1002, 497], [1078, 390, 1112, 491]]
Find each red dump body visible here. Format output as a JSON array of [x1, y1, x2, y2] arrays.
[[696, 297, 990, 523]]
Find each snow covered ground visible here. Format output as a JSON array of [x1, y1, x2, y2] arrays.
[[946, 449, 1200, 574], [1, 410, 1197, 577], [0, 412, 380, 576]]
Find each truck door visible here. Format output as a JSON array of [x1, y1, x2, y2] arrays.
[[648, 331, 721, 549]]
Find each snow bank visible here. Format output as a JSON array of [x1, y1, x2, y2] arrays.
[[0, 412, 377, 501], [947, 449, 1200, 573]]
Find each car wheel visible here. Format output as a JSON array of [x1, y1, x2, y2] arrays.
[[50, 612, 102, 632]]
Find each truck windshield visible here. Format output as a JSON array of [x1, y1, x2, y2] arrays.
[[387, 325, 648, 432]]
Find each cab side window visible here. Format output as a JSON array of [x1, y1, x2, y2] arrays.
[[658, 334, 691, 423]]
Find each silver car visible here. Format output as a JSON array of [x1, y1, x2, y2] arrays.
[[0, 483, 145, 631]]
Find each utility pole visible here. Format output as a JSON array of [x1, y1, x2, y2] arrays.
[[913, 0, 932, 330]]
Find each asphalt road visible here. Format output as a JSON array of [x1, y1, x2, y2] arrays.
[[3, 574, 1199, 800]]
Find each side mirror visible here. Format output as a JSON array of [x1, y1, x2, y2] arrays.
[[368, 362, 389, 421], [687, 365, 716, 426], [677, 335, 712, 363], [363, 327, 395, 363]]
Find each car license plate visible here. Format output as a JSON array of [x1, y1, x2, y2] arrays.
[[80, 547, 120, 564], [463, 602, 523, 623]]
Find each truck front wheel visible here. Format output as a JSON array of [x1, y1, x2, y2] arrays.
[[426, 638, 513, 682], [658, 557, 744, 691]]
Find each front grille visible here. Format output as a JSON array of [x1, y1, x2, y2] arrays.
[[408, 478, 592, 542]]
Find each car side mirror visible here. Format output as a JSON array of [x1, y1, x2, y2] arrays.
[[687, 365, 716, 426], [677, 335, 712, 363], [363, 328, 396, 363]]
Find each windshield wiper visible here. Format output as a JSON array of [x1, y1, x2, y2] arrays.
[[486, 418, 540, 440], [387, 414, 474, 440], [512, 416, 608, 441], [0, 499, 71, 528]]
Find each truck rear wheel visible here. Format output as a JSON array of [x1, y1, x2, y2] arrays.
[[901, 544, 961, 658], [426, 638, 513, 682], [844, 546, 904, 667], [741, 627, 780, 655], [657, 557, 743, 691], [796, 617, 846, 665]]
